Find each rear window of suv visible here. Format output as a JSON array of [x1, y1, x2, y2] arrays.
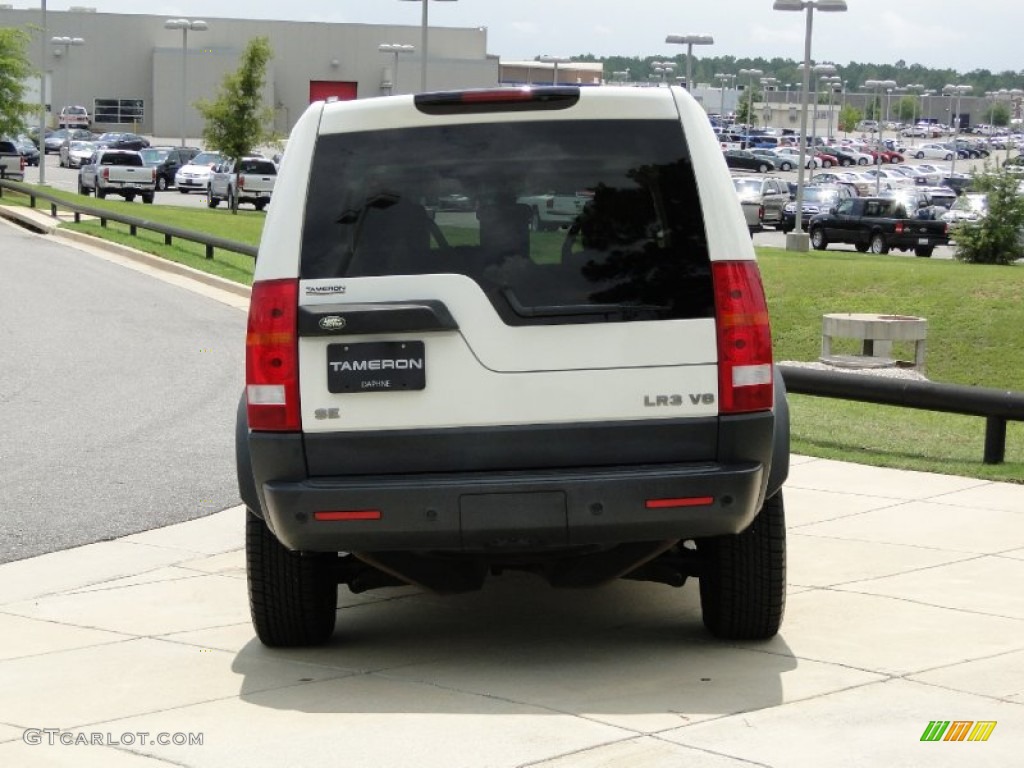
[[300, 119, 713, 325]]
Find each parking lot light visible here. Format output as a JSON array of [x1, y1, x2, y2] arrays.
[[905, 84, 924, 145], [773, 0, 848, 251], [164, 18, 208, 148], [715, 73, 735, 121], [738, 68, 763, 129], [50, 35, 84, 120], [665, 33, 714, 91], [378, 43, 415, 95]]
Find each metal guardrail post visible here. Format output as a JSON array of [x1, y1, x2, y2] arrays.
[[984, 418, 1007, 464]]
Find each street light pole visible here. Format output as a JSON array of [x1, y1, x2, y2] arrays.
[[943, 83, 972, 178], [164, 19, 207, 147], [772, 0, 848, 252], [715, 73, 733, 121], [905, 83, 923, 146], [738, 68, 763, 129], [399, 0, 458, 93], [665, 33, 714, 91], [38, 0, 47, 185]]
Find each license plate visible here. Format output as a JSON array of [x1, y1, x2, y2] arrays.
[[918, 238, 930, 244], [327, 341, 425, 394]]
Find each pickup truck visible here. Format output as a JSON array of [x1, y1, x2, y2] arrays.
[[516, 190, 593, 231], [732, 175, 790, 234], [78, 150, 156, 203], [208, 156, 277, 210], [808, 196, 949, 257], [0, 139, 27, 181]]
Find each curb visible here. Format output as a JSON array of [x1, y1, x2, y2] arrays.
[[0, 203, 252, 300]]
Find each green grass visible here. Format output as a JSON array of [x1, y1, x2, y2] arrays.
[[3, 185, 1022, 482]]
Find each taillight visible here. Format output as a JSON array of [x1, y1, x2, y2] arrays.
[[238, 175, 245, 190], [246, 279, 300, 431], [894, 221, 904, 234], [101, 167, 109, 181], [712, 261, 774, 413]]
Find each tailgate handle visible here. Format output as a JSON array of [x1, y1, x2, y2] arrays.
[[299, 300, 458, 336]]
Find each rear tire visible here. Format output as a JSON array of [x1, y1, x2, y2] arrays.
[[208, 195, 220, 209], [78, 178, 90, 196], [156, 176, 168, 191], [697, 491, 786, 640], [810, 227, 828, 250], [142, 193, 154, 205], [96, 188, 106, 199], [869, 232, 889, 254], [246, 510, 338, 648]]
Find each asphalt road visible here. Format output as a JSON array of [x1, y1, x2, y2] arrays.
[[0, 220, 246, 563]]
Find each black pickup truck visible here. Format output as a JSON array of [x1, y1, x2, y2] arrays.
[[808, 196, 950, 257]]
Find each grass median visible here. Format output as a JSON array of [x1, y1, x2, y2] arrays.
[[3, 185, 1021, 482]]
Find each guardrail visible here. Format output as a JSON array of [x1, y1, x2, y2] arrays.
[[0, 178, 258, 260], [2, 177, 1020, 466], [779, 365, 1024, 465]]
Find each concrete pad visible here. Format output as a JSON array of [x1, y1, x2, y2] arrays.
[[0, 638, 351, 728], [176, 550, 246, 579], [3, 573, 252, 637], [789, 533, 974, 588], [837, 555, 1024, 619], [0, 541, 203, 605], [794, 501, 1024, 554], [106, 675, 633, 768], [119, 506, 244, 555], [382, 638, 881, 733], [785, 485, 905, 527], [530, 736, 751, 767], [787, 458, 986, 500], [758, 590, 1024, 676], [67, 566, 209, 594], [0, 741, 172, 767], [660, 678, 1024, 768], [0, 613, 129, 661], [910, 649, 1024, 704], [932, 482, 1024, 514]]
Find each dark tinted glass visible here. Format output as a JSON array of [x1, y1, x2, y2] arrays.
[[301, 120, 712, 325]]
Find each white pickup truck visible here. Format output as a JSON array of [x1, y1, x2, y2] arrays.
[[78, 149, 156, 203], [516, 190, 594, 231], [208, 156, 277, 211], [0, 139, 26, 181]]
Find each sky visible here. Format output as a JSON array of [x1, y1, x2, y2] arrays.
[[36, 1, 1022, 75]]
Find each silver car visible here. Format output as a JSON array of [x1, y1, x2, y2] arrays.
[[173, 151, 224, 194]]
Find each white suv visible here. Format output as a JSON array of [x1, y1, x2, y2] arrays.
[[237, 86, 790, 647]]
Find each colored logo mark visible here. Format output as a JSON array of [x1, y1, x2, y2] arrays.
[[921, 721, 997, 742]]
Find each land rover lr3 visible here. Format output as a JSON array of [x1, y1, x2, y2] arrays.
[[237, 86, 790, 648]]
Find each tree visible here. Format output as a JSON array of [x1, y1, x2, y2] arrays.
[[984, 102, 1011, 127], [195, 37, 277, 212], [894, 96, 918, 122], [838, 105, 862, 133], [952, 168, 1024, 265], [0, 28, 37, 139]]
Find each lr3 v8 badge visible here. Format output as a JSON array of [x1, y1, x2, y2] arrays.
[[644, 393, 716, 407]]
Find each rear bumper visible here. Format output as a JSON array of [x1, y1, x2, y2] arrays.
[[260, 461, 765, 554]]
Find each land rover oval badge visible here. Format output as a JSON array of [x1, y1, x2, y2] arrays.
[[319, 316, 347, 331]]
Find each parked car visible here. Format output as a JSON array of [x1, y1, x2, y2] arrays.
[[0, 138, 26, 181], [765, 147, 817, 171], [57, 130, 97, 166], [12, 134, 40, 166], [237, 85, 790, 648], [139, 146, 200, 191], [57, 105, 91, 130], [909, 143, 955, 161], [1003, 154, 1024, 175], [941, 193, 988, 223], [60, 140, 97, 169], [174, 150, 224, 193], [808, 196, 949, 257], [93, 132, 149, 151], [732, 175, 790, 231], [208, 155, 277, 210], [723, 149, 775, 173], [77, 149, 156, 202], [779, 184, 856, 233], [43, 128, 81, 154]]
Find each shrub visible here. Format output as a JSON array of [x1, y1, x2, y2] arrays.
[[952, 167, 1024, 265]]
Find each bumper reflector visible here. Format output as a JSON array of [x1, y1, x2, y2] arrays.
[[645, 496, 715, 510], [314, 510, 382, 521]]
